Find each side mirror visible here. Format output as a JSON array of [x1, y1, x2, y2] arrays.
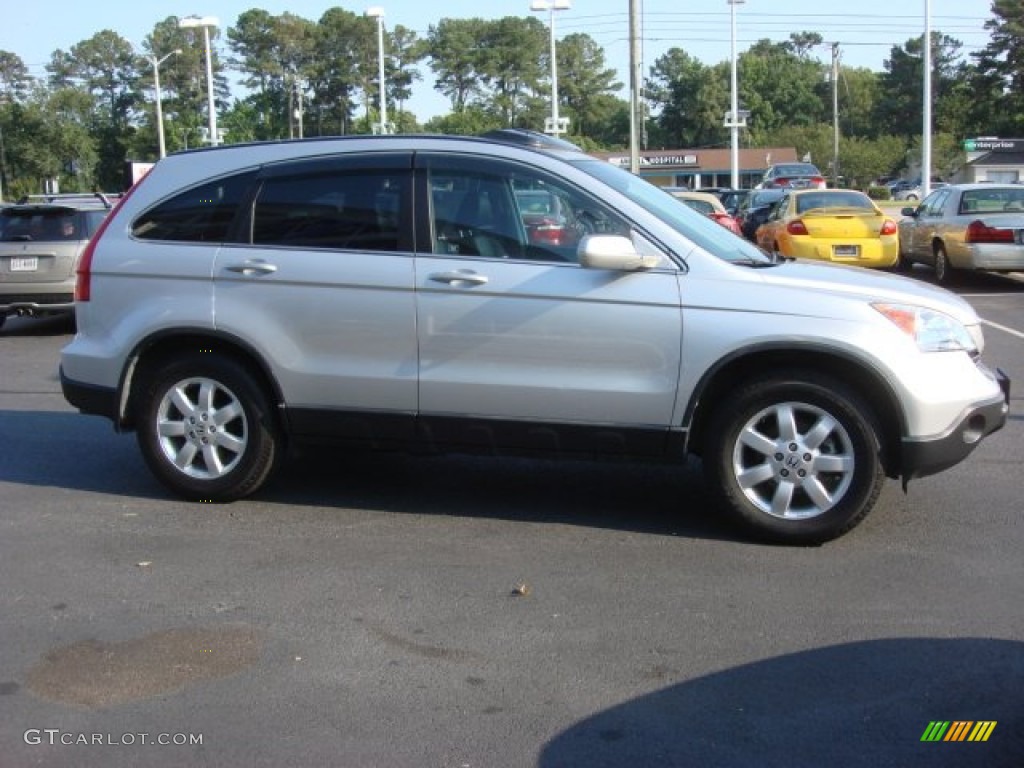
[[901, 206, 918, 217], [577, 234, 660, 271]]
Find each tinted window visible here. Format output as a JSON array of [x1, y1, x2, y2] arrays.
[[251, 170, 405, 252], [133, 171, 256, 242], [772, 163, 820, 177], [795, 191, 873, 213], [0, 208, 80, 242], [429, 160, 628, 263]]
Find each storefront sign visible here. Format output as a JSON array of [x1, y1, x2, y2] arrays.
[[608, 154, 699, 168], [963, 138, 1023, 152]]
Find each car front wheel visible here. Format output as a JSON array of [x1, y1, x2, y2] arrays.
[[704, 372, 885, 545], [135, 353, 281, 501]]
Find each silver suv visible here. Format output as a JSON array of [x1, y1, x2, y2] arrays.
[[0, 193, 115, 329], [60, 131, 1010, 544]]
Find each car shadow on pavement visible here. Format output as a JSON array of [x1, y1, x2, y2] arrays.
[[267, 447, 746, 542], [0, 409, 751, 541], [0, 410, 164, 499], [539, 637, 1024, 768]]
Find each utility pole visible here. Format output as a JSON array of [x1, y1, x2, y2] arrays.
[[628, 0, 641, 174], [831, 42, 840, 187]]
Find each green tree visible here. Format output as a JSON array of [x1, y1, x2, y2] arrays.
[[973, 0, 1024, 136], [647, 49, 727, 148], [555, 33, 620, 139], [740, 39, 827, 139], [308, 8, 366, 136], [835, 67, 881, 139], [425, 18, 488, 113], [388, 25, 425, 118], [475, 17, 547, 127], [45, 30, 141, 189], [0, 51, 32, 102], [874, 32, 964, 140], [423, 105, 503, 136]]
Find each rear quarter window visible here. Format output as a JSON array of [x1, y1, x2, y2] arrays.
[[132, 171, 256, 242]]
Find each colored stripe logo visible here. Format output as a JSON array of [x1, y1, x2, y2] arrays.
[[921, 721, 997, 742]]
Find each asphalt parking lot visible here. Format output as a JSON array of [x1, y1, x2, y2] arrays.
[[1, 268, 1022, 767]]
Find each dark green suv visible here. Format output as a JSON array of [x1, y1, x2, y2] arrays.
[[0, 193, 115, 330]]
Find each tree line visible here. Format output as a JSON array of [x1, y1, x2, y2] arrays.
[[0, 1, 1021, 198]]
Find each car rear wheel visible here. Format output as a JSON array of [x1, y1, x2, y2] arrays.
[[934, 244, 956, 284], [704, 372, 885, 545], [135, 353, 281, 501]]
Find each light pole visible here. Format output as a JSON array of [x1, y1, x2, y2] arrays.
[[178, 15, 220, 146], [144, 49, 181, 158], [727, 0, 745, 189], [922, 0, 932, 198], [530, 0, 571, 137], [365, 7, 388, 135]]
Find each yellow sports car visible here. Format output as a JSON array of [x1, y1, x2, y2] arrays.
[[754, 189, 899, 268]]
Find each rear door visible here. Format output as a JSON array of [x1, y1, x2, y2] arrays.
[[413, 152, 683, 453], [213, 152, 419, 441]]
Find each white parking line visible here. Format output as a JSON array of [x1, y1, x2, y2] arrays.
[[981, 318, 1024, 340]]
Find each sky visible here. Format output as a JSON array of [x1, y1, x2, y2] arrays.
[[0, 0, 996, 122]]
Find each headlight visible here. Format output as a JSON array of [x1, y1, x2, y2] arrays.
[[872, 303, 977, 353]]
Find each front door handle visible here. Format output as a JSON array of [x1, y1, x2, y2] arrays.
[[225, 260, 278, 276], [428, 270, 488, 286]]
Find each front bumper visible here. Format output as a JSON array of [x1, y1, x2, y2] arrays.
[[901, 367, 1010, 481]]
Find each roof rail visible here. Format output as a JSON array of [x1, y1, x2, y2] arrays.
[[15, 191, 122, 209], [480, 128, 581, 152]]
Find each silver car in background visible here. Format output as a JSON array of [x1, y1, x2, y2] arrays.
[[897, 183, 1024, 282]]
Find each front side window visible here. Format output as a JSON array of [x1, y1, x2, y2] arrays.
[[921, 190, 949, 217], [133, 171, 256, 242], [428, 161, 628, 263], [252, 170, 406, 252]]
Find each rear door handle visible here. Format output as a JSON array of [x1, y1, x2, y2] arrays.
[[225, 259, 278, 276], [428, 270, 488, 286]]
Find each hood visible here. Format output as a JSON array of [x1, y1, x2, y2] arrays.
[[753, 259, 979, 324]]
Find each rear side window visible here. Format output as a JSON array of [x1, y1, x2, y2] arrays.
[[132, 171, 256, 242], [251, 170, 406, 252]]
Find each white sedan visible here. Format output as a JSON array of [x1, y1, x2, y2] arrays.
[[897, 183, 1024, 283]]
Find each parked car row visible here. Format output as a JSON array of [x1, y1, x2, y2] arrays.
[[662, 181, 1024, 282]]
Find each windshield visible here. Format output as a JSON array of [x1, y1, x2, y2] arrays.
[[572, 159, 772, 265]]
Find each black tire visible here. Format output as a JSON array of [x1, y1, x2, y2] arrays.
[[895, 237, 912, 272], [704, 371, 885, 545], [135, 353, 281, 501], [934, 243, 956, 284]]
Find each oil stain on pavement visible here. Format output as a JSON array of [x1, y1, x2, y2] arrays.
[[26, 624, 263, 708]]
